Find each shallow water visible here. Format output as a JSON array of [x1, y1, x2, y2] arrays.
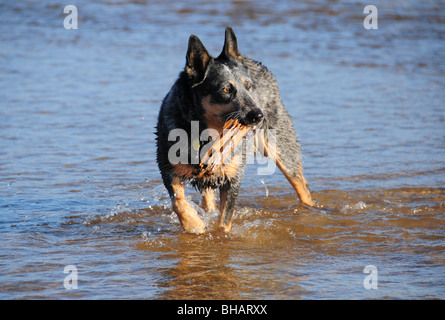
[[1, 0, 444, 299]]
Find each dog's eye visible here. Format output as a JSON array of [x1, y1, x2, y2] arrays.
[[222, 87, 232, 94]]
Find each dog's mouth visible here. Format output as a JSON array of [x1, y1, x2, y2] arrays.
[[248, 123, 259, 135], [198, 118, 252, 177], [222, 118, 264, 139], [240, 119, 263, 133], [220, 109, 264, 140]]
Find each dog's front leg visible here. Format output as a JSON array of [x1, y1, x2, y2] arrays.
[[202, 188, 217, 213], [170, 177, 206, 234], [218, 182, 241, 232]]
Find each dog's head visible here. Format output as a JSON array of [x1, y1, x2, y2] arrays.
[[184, 27, 263, 131]]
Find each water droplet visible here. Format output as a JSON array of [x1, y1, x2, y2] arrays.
[[260, 178, 269, 197]]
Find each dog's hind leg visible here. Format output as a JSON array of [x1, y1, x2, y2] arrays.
[[260, 128, 314, 206], [275, 159, 314, 206], [167, 177, 206, 234]]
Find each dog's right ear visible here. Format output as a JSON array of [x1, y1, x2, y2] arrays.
[[185, 35, 211, 84]]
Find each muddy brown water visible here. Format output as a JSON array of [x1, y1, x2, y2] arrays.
[[1, 0, 444, 299]]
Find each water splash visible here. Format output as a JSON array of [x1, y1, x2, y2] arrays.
[[341, 201, 367, 213], [260, 178, 269, 197]]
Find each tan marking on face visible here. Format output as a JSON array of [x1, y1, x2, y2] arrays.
[[201, 95, 234, 132]]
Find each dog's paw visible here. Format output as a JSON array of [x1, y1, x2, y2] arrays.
[[182, 216, 206, 235], [178, 207, 206, 234]]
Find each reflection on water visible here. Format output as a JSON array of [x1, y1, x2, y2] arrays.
[[136, 186, 445, 299], [1, 0, 444, 299]]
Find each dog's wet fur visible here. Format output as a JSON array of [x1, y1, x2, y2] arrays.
[[156, 27, 313, 234]]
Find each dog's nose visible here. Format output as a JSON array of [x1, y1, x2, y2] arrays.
[[246, 109, 264, 125], [255, 111, 264, 123]]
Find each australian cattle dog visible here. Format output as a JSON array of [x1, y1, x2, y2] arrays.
[[156, 27, 314, 234]]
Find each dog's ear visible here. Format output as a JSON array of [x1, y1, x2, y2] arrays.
[[185, 35, 211, 84], [220, 26, 242, 61]]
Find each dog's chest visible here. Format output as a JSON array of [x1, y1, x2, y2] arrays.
[[172, 153, 242, 190]]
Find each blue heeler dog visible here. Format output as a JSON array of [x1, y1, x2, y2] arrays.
[[156, 27, 313, 234]]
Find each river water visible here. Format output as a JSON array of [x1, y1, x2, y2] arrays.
[[1, 0, 444, 299]]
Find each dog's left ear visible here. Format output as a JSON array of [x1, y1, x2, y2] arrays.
[[219, 26, 243, 61]]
